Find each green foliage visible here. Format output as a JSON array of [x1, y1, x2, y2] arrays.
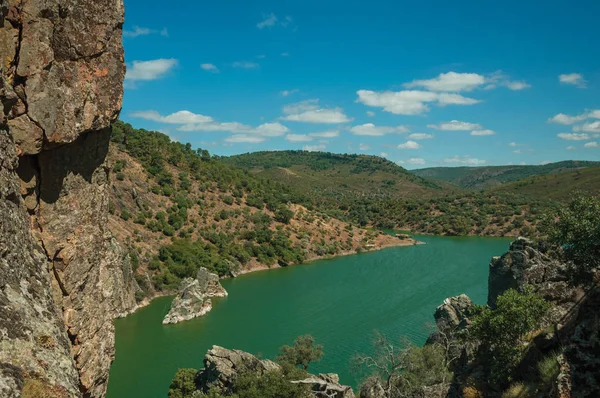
[[276, 335, 324, 371], [224, 370, 310, 398], [537, 351, 561, 386], [275, 206, 294, 224], [542, 195, 600, 283], [168, 368, 198, 398], [471, 288, 550, 386], [120, 208, 131, 221]]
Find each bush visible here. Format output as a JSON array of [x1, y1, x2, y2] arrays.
[[276, 335, 323, 371], [168, 368, 198, 398]]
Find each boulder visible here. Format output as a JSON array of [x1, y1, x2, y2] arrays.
[[162, 268, 227, 324], [434, 294, 474, 330]]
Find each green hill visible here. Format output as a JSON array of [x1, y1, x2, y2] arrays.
[[492, 166, 600, 201], [221, 150, 454, 201], [411, 161, 600, 190]]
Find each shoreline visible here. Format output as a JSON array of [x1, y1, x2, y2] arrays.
[[117, 236, 421, 318]]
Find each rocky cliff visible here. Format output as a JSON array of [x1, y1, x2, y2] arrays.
[[0, 1, 135, 397], [163, 268, 228, 325]]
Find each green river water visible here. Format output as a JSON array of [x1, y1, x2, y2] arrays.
[[106, 235, 510, 398]]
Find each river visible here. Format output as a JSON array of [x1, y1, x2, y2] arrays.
[[106, 235, 510, 397]]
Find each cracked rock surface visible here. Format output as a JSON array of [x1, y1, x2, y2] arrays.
[[1, 0, 135, 397]]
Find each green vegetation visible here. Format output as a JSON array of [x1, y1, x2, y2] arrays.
[[541, 195, 600, 283], [276, 334, 323, 371], [471, 288, 550, 386], [411, 161, 600, 190]]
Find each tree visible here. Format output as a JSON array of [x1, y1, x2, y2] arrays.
[[276, 335, 323, 371], [471, 288, 550, 386], [354, 332, 450, 398], [542, 195, 600, 284], [168, 368, 198, 398]]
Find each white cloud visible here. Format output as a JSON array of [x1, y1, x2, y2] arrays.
[[397, 158, 426, 166], [257, 13, 278, 29], [486, 71, 531, 90], [286, 134, 313, 142], [356, 90, 480, 115], [566, 146, 576, 150], [254, 122, 290, 137], [559, 73, 587, 88], [407, 133, 433, 140], [281, 52, 290, 57], [303, 144, 327, 152], [540, 160, 552, 165], [509, 142, 518, 147], [282, 100, 351, 124], [584, 141, 599, 148], [281, 89, 299, 97], [366, 111, 376, 117], [548, 110, 600, 125], [349, 123, 409, 136], [201, 63, 219, 73], [309, 130, 339, 138], [125, 59, 177, 81], [404, 72, 486, 92], [573, 121, 600, 133], [471, 129, 496, 136], [505, 81, 531, 90], [232, 61, 259, 69], [123, 26, 169, 38], [131, 110, 213, 124], [397, 140, 421, 149], [380, 152, 389, 158], [557, 133, 590, 141], [427, 120, 482, 131], [225, 134, 265, 143], [513, 149, 522, 154], [442, 156, 486, 165], [359, 143, 371, 151]]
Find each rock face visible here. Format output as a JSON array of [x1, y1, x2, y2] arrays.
[[488, 237, 579, 320], [195, 346, 355, 397], [434, 294, 473, 330], [163, 268, 228, 324], [0, 0, 134, 397]]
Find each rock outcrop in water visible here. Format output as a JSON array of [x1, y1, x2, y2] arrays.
[[0, 0, 134, 396], [193, 346, 355, 398], [163, 268, 228, 324]]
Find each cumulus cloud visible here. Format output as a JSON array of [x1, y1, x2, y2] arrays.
[[356, 90, 480, 115], [201, 63, 219, 73], [123, 26, 169, 38], [286, 134, 313, 142], [442, 156, 486, 165], [573, 121, 600, 133], [427, 120, 482, 131], [125, 59, 177, 81], [566, 146, 576, 150], [559, 73, 587, 88], [282, 100, 351, 124], [404, 72, 485, 92], [557, 133, 590, 141], [584, 141, 599, 148], [397, 140, 421, 149], [309, 131, 340, 138], [471, 129, 496, 136], [397, 158, 426, 165], [232, 61, 260, 69], [407, 133, 433, 140], [359, 143, 371, 151], [131, 110, 214, 124], [349, 123, 409, 136], [548, 110, 600, 125], [225, 134, 266, 143], [380, 152, 389, 158], [366, 111, 376, 117], [303, 144, 327, 152]]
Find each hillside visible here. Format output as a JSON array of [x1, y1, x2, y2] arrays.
[[411, 160, 600, 190], [108, 122, 413, 300], [492, 166, 600, 201], [222, 151, 454, 201]]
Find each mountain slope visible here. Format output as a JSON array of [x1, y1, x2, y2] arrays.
[[108, 122, 412, 299], [221, 150, 455, 200], [411, 160, 600, 190], [491, 166, 600, 201]]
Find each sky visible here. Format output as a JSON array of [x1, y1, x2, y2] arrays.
[[121, 0, 600, 169]]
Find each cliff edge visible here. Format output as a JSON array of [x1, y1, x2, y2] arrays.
[[0, 1, 135, 396]]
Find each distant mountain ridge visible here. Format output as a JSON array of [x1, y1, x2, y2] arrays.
[[410, 160, 600, 190]]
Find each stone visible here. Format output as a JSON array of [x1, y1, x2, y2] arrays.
[[163, 268, 228, 325], [291, 373, 356, 398], [433, 294, 473, 330], [0, 0, 131, 396]]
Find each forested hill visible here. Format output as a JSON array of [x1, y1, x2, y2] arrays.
[[411, 160, 600, 190], [221, 150, 452, 200]]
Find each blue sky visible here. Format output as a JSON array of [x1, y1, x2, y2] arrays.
[[121, 0, 600, 169]]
